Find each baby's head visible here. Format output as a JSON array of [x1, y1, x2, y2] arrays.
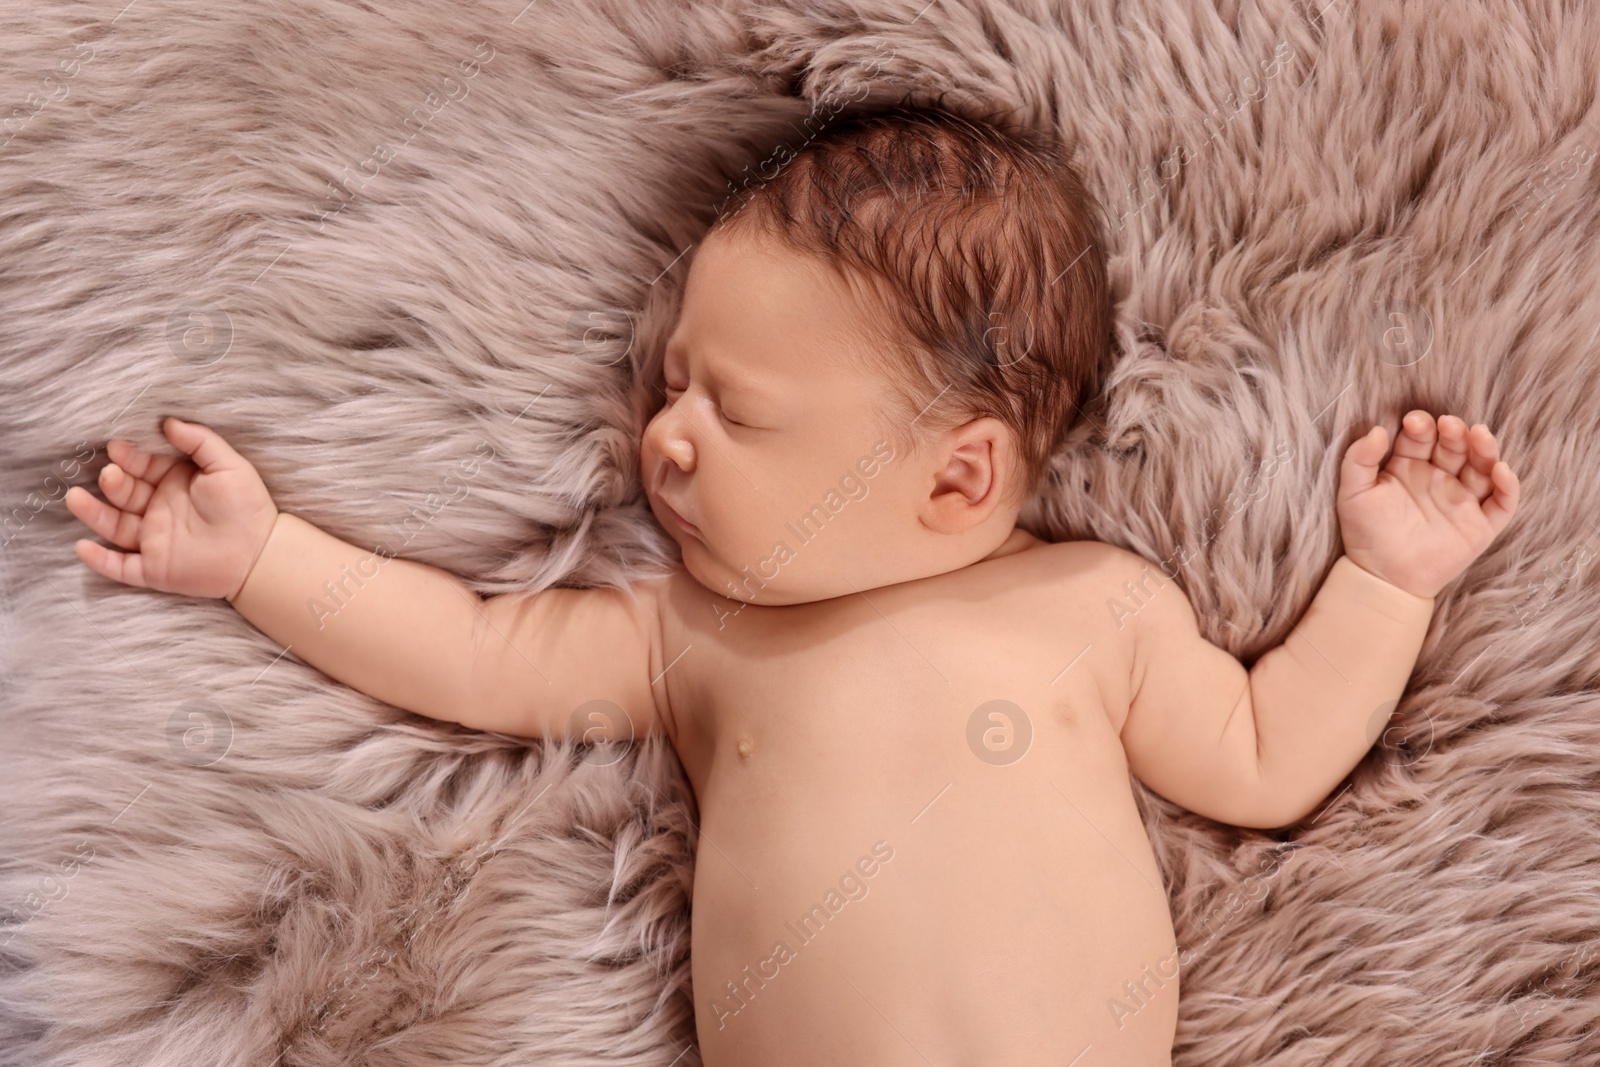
[[641, 104, 1110, 605]]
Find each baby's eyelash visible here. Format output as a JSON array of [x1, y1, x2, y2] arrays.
[[663, 383, 744, 427]]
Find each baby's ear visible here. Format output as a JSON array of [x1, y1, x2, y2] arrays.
[[922, 417, 1017, 533]]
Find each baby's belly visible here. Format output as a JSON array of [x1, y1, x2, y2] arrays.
[[688, 701, 1180, 1067]]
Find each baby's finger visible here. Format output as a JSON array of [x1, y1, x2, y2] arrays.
[[1389, 409, 1438, 463], [64, 485, 142, 550], [1457, 424, 1500, 502], [1480, 460, 1520, 538], [162, 417, 248, 475], [107, 437, 185, 487], [1338, 424, 1388, 498], [97, 463, 155, 516], [72, 538, 150, 590], [1428, 415, 1471, 477]]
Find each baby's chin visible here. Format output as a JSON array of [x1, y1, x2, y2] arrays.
[[670, 522, 867, 606], [674, 532, 774, 605], [670, 528, 721, 586]]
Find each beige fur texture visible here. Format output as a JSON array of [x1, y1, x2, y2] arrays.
[[3, 0, 1599, 1063]]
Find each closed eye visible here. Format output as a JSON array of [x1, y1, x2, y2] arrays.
[[664, 384, 746, 428]]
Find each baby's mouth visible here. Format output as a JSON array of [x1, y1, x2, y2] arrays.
[[650, 487, 700, 536], [663, 501, 700, 535]]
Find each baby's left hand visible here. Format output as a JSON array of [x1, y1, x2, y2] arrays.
[[1336, 410, 1521, 599]]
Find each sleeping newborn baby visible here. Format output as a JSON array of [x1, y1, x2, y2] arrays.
[[66, 106, 1521, 1065]]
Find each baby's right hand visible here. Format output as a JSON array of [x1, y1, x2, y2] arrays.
[[66, 417, 279, 601]]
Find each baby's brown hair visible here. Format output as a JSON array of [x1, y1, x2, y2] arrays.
[[709, 99, 1112, 508]]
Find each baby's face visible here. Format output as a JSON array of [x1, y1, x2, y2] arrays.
[[640, 228, 922, 606]]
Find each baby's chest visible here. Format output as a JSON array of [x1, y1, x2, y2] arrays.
[[678, 612, 1170, 1065], [660, 570, 1131, 799]]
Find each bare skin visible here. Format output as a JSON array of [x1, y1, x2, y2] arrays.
[[645, 533, 1186, 1064], [66, 229, 1520, 1065]]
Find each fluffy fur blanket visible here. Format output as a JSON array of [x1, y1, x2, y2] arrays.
[[3, 0, 1598, 1063]]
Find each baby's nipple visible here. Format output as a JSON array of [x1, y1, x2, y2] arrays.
[[736, 734, 754, 761]]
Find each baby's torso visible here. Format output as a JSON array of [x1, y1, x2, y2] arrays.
[[651, 536, 1179, 1067]]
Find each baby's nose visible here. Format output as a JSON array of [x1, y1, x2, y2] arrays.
[[642, 412, 694, 477]]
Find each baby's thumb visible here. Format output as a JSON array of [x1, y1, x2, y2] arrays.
[[163, 416, 248, 474], [1338, 424, 1387, 497]]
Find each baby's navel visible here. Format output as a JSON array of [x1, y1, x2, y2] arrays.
[[736, 734, 754, 760]]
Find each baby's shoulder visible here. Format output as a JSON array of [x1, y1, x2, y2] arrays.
[[1030, 538, 1188, 648], [1030, 537, 1167, 589]]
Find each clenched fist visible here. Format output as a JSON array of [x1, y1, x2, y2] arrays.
[[66, 417, 278, 601]]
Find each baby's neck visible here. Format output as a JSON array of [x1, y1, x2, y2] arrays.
[[979, 527, 1043, 562]]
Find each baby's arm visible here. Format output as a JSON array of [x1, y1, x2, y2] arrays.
[[229, 513, 665, 740], [67, 418, 665, 742], [1108, 548, 1435, 828], [1108, 410, 1520, 829]]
